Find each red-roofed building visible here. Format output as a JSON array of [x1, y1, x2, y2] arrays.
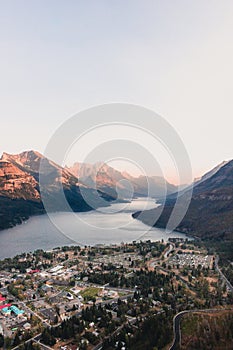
[[0, 295, 6, 304], [28, 269, 40, 274], [0, 304, 11, 310]]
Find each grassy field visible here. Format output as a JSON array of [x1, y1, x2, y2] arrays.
[[80, 287, 100, 301]]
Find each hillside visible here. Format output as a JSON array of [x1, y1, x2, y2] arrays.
[[180, 311, 233, 350], [133, 160, 233, 245], [0, 151, 114, 230], [0, 159, 40, 200]]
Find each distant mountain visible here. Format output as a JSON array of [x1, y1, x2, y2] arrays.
[[0, 150, 178, 231], [129, 174, 177, 198], [194, 161, 228, 185], [133, 160, 233, 242], [161, 160, 228, 203], [67, 162, 177, 199], [67, 162, 128, 199], [0, 151, 114, 230]]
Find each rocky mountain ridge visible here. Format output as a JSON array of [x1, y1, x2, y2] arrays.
[[133, 159, 233, 243], [0, 150, 114, 230], [67, 162, 177, 199]]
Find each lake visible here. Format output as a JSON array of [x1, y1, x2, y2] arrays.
[[0, 198, 189, 259]]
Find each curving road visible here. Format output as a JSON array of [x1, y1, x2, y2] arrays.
[[148, 242, 175, 270], [169, 308, 233, 350], [169, 310, 190, 350], [170, 255, 233, 349]]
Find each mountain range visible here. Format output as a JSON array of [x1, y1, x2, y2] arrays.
[[2, 149, 233, 257], [0, 150, 177, 230], [0, 151, 114, 229], [67, 162, 177, 199], [133, 159, 233, 245]]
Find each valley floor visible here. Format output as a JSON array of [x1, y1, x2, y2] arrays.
[[0, 239, 232, 350]]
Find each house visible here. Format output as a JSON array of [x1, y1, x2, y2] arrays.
[[0, 295, 6, 304], [41, 284, 53, 295], [23, 322, 31, 330], [58, 305, 66, 320], [1, 307, 11, 316], [66, 292, 74, 300], [10, 305, 24, 316]]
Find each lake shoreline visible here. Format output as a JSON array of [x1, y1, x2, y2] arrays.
[[0, 198, 190, 260]]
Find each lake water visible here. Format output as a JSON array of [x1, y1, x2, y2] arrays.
[[0, 198, 189, 259]]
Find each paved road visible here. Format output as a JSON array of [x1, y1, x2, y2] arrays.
[[11, 333, 42, 350], [169, 310, 190, 350], [92, 315, 137, 350], [19, 300, 51, 327], [12, 293, 135, 350], [12, 333, 55, 350], [169, 308, 233, 350], [96, 293, 134, 306], [148, 242, 175, 270], [164, 243, 175, 259], [104, 286, 135, 294], [215, 256, 233, 294]]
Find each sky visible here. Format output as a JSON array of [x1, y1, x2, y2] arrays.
[[0, 0, 233, 184]]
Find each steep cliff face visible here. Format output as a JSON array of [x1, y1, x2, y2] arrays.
[[0, 151, 114, 230], [0, 160, 40, 200], [1, 150, 82, 190]]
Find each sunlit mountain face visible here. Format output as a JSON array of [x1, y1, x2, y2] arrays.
[[0, 150, 115, 230], [67, 161, 177, 199], [0, 149, 179, 231]]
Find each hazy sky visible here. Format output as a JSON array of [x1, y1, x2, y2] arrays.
[[0, 1, 233, 183]]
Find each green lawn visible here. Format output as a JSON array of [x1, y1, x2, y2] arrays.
[[80, 287, 100, 301]]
